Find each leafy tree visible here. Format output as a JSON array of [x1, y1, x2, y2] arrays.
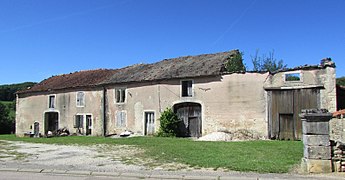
[[251, 49, 287, 72], [225, 51, 246, 73], [157, 108, 180, 137], [0, 102, 12, 134], [337, 77, 345, 86], [0, 82, 36, 101], [0, 82, 36, 134]]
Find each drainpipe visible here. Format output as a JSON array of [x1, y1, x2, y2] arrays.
[[102, 86, 107, 137], [158, 83, 162, 113]]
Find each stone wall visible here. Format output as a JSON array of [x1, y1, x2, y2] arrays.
[[330, 111, 345, 172], [319, 66, 337, 112], [331, 141, 345, 172], [16, 88, 105, 137], [105, 73, 269, 138], [330, 116, 345, 142]]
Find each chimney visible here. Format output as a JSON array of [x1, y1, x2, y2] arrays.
[[320, 58, 335, 67]]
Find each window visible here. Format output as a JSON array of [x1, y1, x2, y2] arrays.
[[145, 112, 155, 135], [74, 115, 84, 128], [115, 88, 126, 103], [76, 92, 85, 107], [181, 80, 193, 97], [48, 95, 55, 108], [116, 111, 126, 127], [284, 72, 302, 82]]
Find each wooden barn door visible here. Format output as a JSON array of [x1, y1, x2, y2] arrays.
[[174, 103, 202, 137], [279, 114, 294, 140], [269, 89, 319, 140]]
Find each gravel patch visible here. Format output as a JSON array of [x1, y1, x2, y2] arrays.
[[0, 140, 234, 176], [0, 140, 146, 172]]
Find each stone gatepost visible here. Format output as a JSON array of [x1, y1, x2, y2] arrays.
[[300, 109, 333, 173]]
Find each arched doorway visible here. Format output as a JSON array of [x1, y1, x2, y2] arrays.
[[173, 102, 202, 137], [44, 112, 59, 135]]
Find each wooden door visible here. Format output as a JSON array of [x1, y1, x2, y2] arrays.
[[188, 117, 200, 137], [174, 103, 202, 137], [279, 114, 294, 140], [269, 88, 319, 140]]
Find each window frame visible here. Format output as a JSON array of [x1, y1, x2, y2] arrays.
[[181, 80, 194, 97], [144, 111, 155, 135], [115, 87, 127, 104], [76, 91, 85, 107], [48, 95, 56, 109], [283, 71, 303, 82], [115, 110, 127, 127], [74, 114, 84, 129]]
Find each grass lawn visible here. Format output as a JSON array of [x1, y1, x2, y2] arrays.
[[0, 135, 303, 173]]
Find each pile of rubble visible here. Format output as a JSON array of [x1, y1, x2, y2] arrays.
[[198, 129, 263, 142], [47, 127, 70, 137]]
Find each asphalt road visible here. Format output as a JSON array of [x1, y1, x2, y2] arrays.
[[0, 171, 133, 180], [1, 170, 345, 180]]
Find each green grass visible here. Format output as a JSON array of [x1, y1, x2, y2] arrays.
[[0, 135, 303, 173]]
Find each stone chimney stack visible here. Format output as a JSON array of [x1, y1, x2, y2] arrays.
[[321, 58, 335, 67]]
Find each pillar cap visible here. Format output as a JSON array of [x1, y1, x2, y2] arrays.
[[300, 109, 333, 122]]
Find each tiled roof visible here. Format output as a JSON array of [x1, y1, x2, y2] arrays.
[[102, 50, 237, 84], [18, 50, 238, 94], [333, 109, 345, 117], [18, 69, 115, 93], [271, 58, 336, 74]]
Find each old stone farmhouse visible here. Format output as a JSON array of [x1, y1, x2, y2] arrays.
[[15, 50, 336, 140]]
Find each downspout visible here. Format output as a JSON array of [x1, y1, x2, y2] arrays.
[[158, 83, 162, 113], [102, 86, 107, 137]]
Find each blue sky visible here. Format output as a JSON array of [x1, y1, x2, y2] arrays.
[[0, 0, 344, 85]]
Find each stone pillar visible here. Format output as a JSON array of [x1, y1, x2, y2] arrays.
[[300, 109, 333, 173]]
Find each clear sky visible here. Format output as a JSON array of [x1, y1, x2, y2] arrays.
[[0, 0, 344, 85]]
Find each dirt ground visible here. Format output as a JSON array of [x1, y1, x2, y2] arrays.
[[0, 140, 192, 173]]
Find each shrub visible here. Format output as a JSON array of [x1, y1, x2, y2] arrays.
[[157, 108, 180, 137], [225, 51, 246, 73]]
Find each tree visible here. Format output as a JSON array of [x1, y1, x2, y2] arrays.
[[337, 77, 345, 86], [0, 82, 36, 101], [0, 102, 12, 134], [251, 49, 287, 72], [225, 51, 246, 73], [157, 108, 180, 137]]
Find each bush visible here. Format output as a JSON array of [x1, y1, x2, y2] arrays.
[[157, 108, 180, 137], [225, 51, 246, 73]]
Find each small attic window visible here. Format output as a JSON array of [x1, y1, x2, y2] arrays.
[[284, 72, 302, 82], [115, 88, 126, 103], [181, 80, 193, 97]]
